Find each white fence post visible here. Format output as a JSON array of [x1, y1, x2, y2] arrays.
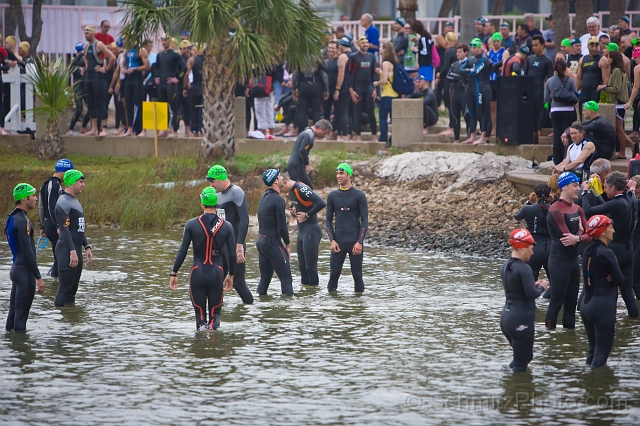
[[3, 65, 37, 133]]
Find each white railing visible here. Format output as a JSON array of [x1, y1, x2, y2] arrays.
[[3, 65, 36, 132]]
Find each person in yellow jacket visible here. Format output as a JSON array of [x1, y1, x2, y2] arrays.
[[373, 42, 399, 144]]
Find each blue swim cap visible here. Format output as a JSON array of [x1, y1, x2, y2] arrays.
[[339, 37, 351, 47], [55, 158, 74, 172], [75, 42, 84, 53], [116, 37, 124, 48], [181, 30, 190, 37], [558, 172, 580, 189]]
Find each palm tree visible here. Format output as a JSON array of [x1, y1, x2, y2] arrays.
[[25, 56, 75, 160], [119, 0, 328, 160], [551, 0, 571, 52], [574, 0, 594, 38]]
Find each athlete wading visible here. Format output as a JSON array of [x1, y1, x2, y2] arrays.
[[54, 170, 93, 307], [5, 184, 46, 333], [38, 158, 74, 277], [500, 229, 548, 372], [207, 165, 253, 304], [170, 187, 236, 331], [256, 169, 294, 296], [326, 163, 368, 292]]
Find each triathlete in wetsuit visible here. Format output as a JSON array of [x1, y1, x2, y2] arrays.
[[500, 229, 548, 372], [171, 187, 235, 331], [5, 184, 45, 333], [347, 37, 377, 141], [185, 48, 204, 135], [292, 65, 327, 134], [287, 180, 327, 286], [54, 170, 93, 307], [83, 25, 115, 136], [38, 158, 74, 277], [287, 126, 317, 188], [256, 169, 293, 296], [153, 36, 186, 134], [324, 43, 339, 124], [526, 36, 554, 132], [437, 43, 458, 111], [579, 215, 624, 368], [513, 184, 552, 281], [581, 171, 639, 318], [460, 38, 493, 143], [123, 45, 150, 136], [335, 39, 353, 139], [326, 163, 368, 292], [545, 172, 591, 329], [577, 38, 609, 116], [445, 45, 470, 142], [206, 165, 253, 304], [581, 108, 616, 161]]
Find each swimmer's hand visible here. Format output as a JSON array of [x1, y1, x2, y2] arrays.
[[170, 276, 179, 290], [285, 244, 291, 259], [236, 244, 245, 264], [330, 240, 340, 253], [223, 275, 234, 291], [36, 278, 45, 294], [85, 247, 93, 265], [560, 233, 581, 246], [535, 279, 548, 291], [69, 250, 79, 267], [352, 242, 363, 256]]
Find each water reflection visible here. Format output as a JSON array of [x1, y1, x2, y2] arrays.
[[0, 228, 638, 424]]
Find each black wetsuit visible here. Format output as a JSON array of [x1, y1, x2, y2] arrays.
[[124, 48, 144, 135], [289, 182, 327, 286], [38, 176, 63, 276], [438, 46, 458, 110], [335, 53, 351, 137], [216, 183, 253, 304], [500, 258, 545, 372], [582, 115, 616, 161], [69, 53, 85, 131], [582, 192, 639, 318], [579, 239, 625, 367], [513, 201, 551, 281], [287, 128, 315, 188], [446, 59, 470, 140], [324, 57, 338, 123], [84, 41, 106, 123], [4, 208, 41, 333], [525, 53, 554, 132], [190, 55, 204, 134], [408, 88, 439, 128], [153, 49, 186, 132], [326, 186, 368, 292], [545, 199, 591, 329], [180, 53, 191, 131], [293, 67, 327, 133], [256, 188, 293, 295], [461, 53, 493, 136], [580, 54, 603, 113], [172, 213, 236, 330], [54, 192, 89, 307], [346, 51, 377, 136]]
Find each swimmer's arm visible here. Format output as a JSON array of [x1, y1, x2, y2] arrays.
[[56, 204, 74, 248], [566, 142, 595, 171], [603, 251, 625, 287], [513, 205, 528, 220], [325, 193, 336, 241], [305, 190, 327, 217], [225, 225, 237, 276], [172, 224, 192, 273], [15, 215, 41, 279], [578, 208, 592, 244], [276, 198, 290, 246], [236, 193, 250, 245], [520, 264, 544, 299], [581, 190, 613, 217], [358, 192, 369, 244]]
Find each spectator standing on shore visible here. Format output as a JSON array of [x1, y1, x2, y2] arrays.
[[619, 16, 632, 37], [411, 20, 436, 84], [544, 15, 555, 59], [567, 38, 583, 75], [580, 17, 607, 57], [360, 14, 379, 56], [95, 20, 114, 45], [524, 13, 542, 38], [500, 22, 516, 55], [408, 75, 439, 134], [83, 25, 115, 137], [544, 59, 577, 164], [475, 18, 487, 40], [404, 23, 419, 77], [603, 51, 632, 159], [391, 17, 408, 66], [374, 42, 399, 144]]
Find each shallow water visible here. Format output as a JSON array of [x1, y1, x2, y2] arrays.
[[1, 228, 639, 425]]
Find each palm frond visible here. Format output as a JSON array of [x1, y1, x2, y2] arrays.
[[118, 0, 178, 43], [23, 55, 74, 127]]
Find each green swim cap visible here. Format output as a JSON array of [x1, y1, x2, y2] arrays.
[[583, 100, 599, 112], [606, 42, 619, 51], [335, 162, 353, 176], [200, 187, 218, 207], [561, 38, 571, 48], [207, 165, 228, 181], [63, 169, 85, 186], [13, 183, 36, 201], [491, 32, 502, 42], [470, 38, 483, 48]]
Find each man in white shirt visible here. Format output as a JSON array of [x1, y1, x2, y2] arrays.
[[580, 17, 606, 56]]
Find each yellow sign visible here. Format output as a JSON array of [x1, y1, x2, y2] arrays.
[[142, 101, 168, 131]]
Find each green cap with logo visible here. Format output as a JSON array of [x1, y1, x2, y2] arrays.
[[13, 183, 36, 201], [207, 165, 228, 181], [200, 187, 218, 207], [583, 100, 599, 112], [335, 162, 353, 176], [63, 169, 85, 186], [470, 38, 483, 48]]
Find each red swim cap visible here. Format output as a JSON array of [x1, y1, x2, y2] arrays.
[[586, 215, 612, 237], [509, 228, 536, 249]]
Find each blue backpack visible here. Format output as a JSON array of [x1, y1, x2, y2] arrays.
[[391, 63, 414, 95]]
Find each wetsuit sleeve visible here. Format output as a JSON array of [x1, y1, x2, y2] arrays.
[[297, 132, 311, 165], [544, 79, 551, 105], [48, 181, 60, 228], [325, 192, 336, 241], [172, 222, 193, 273], [306, 190, 327, 217], [581, 194, 615, 218], [579, 208, 592, 244], [546, 57, 554, 79], [224, 224, 237, 276], [237, 194, 249, 245], [602, 249, 625, 288], [56, 202, 75, 252], [518, 263, 543, 299], [291, 70, 299, 91], [514, 205, 528, 221], [358, 191, 368, 244], [345, 57, 354, 90], [175, 52, 186, 79], [276, 198, 290, 245], [321, 69, 329, 93], [14, 214, 41, 279]]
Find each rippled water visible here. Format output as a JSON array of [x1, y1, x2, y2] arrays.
[[1, 228, 639, 425]]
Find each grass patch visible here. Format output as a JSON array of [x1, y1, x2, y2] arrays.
[[0, 147, 374, 228]]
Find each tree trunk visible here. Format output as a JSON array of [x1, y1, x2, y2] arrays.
[[552, 0, 571, 53], [200, 47, 236, 160], [609, 0, 627, 29], [460, 0, 482, 48], [398, 0, 418, 22], [438, 0, 454, 18], [40, 122, 65, 160], [6, 0, 21, 36], [7, 0, 43, 53], [630, 0, 639, 12], [492, 0, 505, 15], [574, 0, 594, 38], [350, 0, 365, 20], [369, 0, 378, 18]]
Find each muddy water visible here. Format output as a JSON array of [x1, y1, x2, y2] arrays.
[[0, 228, 639, 425]]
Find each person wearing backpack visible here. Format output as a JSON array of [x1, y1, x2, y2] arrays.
[[411, 20, 436, 85], [544, 58, 578, 164], [373, 43, 399, 144]]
